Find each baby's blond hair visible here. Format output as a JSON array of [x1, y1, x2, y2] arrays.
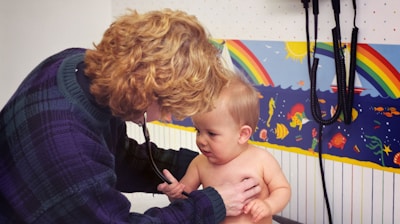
[[219, 72, 260, 132]]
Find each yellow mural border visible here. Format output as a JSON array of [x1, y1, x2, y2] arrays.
[[152, 121, 400, 174]]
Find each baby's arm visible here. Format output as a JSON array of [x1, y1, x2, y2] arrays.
[[243, 198, 272, 223], [244, 151, 291, 222], [262, 164, 291, 215]]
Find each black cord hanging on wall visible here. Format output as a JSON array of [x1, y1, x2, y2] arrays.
[[302, 0, 359, 223]]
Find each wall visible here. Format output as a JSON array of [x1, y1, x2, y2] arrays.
[[0, 0, 112, 108], [114, 1, 400, 224], [112, 0, 399, 44]]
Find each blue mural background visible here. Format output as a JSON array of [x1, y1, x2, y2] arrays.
[[172, 40, 400, 172]]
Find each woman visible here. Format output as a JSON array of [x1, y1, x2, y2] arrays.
[[0, 9, 260, 223]]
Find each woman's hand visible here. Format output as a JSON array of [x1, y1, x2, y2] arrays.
[[213, 178, 261, 216]]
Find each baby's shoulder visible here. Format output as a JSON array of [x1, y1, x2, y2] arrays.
[[192, 153, 209, 164], [247, 145, 272, 156], [244, 146, 278, 163]]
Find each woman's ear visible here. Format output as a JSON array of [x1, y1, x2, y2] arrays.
[[238, 125, 252, 144]]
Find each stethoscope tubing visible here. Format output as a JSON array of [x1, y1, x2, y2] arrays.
[[142, 113, 190, 197]]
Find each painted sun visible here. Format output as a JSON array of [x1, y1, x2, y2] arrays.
[[285, 41, 313, 63]]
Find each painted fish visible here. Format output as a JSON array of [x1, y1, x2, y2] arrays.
[[353, 145, 361, 153], [287, 103, 304, 120], [394, 152, 400, 166], [383, 112, 393, 117], [373, 106, 384, 112], [259, 129, 268, 141], [391, 110, 400, 115], [275, 123, 289, 140], [328, 132, 347, 150]]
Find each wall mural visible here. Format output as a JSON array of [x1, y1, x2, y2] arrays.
[[170, 39, 400, 173]]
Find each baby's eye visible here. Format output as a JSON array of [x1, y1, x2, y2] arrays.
[[208, 132, 217, 136]]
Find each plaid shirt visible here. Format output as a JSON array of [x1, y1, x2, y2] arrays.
[[0, 48, 225, 223]]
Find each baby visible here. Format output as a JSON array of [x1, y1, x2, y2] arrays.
[[158, 73, 291, 223]]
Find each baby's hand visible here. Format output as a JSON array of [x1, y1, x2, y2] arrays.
[[243, 198, 272, 223], [157, 169, 186, 200]]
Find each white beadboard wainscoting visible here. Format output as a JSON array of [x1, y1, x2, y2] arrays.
[[124, 122, 400, 224]]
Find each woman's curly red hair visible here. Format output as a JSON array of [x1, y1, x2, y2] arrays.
[[84, 9, 228, 121]]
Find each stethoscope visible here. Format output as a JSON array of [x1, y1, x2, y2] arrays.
[[141, 112, 189, 197]]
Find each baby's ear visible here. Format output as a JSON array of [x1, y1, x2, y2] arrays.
[[238, 125, 252, 144]]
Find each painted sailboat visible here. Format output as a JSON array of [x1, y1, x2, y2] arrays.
[[330, 49, 365, 94], [330, 72, 365, 94], [219, 40, 236, 71]]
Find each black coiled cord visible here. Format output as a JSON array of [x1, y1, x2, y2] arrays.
[[302, 0, 358, 223]]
